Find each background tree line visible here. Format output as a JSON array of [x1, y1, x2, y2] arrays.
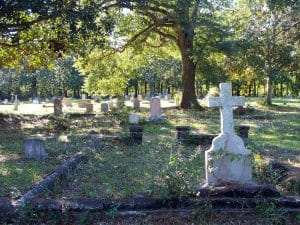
[[0, 0, 299, 106]]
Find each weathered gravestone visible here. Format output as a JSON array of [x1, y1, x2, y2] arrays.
[[3, 99, 8, 104], [24, 137, 47, 160], [138, 94, 143, 102], [32, 98, 40, 104], [129, 113, 139, 124], [54, 98, 63, 116], [78, 99, 91, 108], [101, 103, 109, 112], [13, 96, 19, 111], [133, 98, 140, 111], [129, 125, 144, 144], [82, 93, 87, 100], [62, 98, 72, 107], [85, 103, 93, 113], [149, 97, 164, 123], [205, 83, 253, 186]]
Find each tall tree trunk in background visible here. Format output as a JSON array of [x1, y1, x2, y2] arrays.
[[134, 83, 138, 97], [265, 77, 272, 105], [280, 82, 283, 97], [32, 77, 38, 99], [144, 82, 147, 95], [177, 29, 200, 109]]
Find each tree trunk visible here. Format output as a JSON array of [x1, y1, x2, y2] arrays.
[[32, 77, 38, 99], [178, 30, 200, 109], [280, 82, 283, 97], [265, 77, 272, 105], [134, 84, 138, 97], [144, 82, 147, 95]]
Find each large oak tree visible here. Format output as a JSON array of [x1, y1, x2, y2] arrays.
[[1, 0, 229, 108]]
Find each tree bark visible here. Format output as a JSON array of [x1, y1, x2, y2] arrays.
[[32, 77, 38, 99], [177, 30, 200, 109], [265, 77, 272, 105]]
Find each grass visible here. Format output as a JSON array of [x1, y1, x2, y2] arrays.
[[0, 97, 299, 200]]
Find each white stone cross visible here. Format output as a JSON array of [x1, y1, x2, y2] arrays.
[[208, 83, 244, 134]]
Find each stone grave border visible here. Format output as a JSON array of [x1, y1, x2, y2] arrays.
[[0, 136, 299, 223]]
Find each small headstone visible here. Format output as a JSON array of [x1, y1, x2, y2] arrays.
[[130, 96, 134, 102], [3, 99, 8, 104], [176, 126, 190, 142], [24, 137, 47, 160], [149, 97, 164, 123], [206, 83, 253, 186], [129, 113, 139, 124], [13, 100, 19, 111], [125, 95, 129, 100], [32, 98, 40, 104], [82, 93, 87, 100], [101, 103, 109, 112], [45, 98, 50, 103], [62, 98, 72, 107], [164, 94, 169, 100], [133, 98, 140, 111], [138, 94, 143, 102], [129, 125, 144, 144], [85, 103, 93, 113], [57, 135, 69, 143], [108, 101, 114, 110], [54, 98, 63, 116], [78, 99, 91, 108], [91, 135, 103, 150]]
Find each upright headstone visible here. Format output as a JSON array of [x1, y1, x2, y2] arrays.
[[206, 83, 252, 186], [101, 103, 109, 112], [149, 97, 164, 122], [3, 99, 8, 104], [138, 94, 143, 102], [133, 98, 140, 111], [24, 137, 47, 160], [62, 98, 72, 107], [129, 113, 139, 124], [82, 93, 87, 100], [85, 103, 93, 113], [130, 96, 134, 102], [54, 98, 63, 116], [32, 98, 40, 104], [13, 99, 19, 111]]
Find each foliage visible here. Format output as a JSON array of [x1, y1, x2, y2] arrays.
[[47, 115, 71, 133]]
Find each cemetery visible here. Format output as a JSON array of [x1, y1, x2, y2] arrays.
[[0, 1, 300, 224]]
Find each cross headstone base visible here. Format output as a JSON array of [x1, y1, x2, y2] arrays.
[[205, 133, 253, 186]]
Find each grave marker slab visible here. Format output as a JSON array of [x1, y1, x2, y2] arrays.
[[133, 98, 140, 111], [129, 113, 139, 124], [101, 103, 109, 112], [205, 83, 253, 186], [32, 98, 40, 104], [149, 97, 164, 123], [24, 137, 47, 160], [85, 103, 93, 113]]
